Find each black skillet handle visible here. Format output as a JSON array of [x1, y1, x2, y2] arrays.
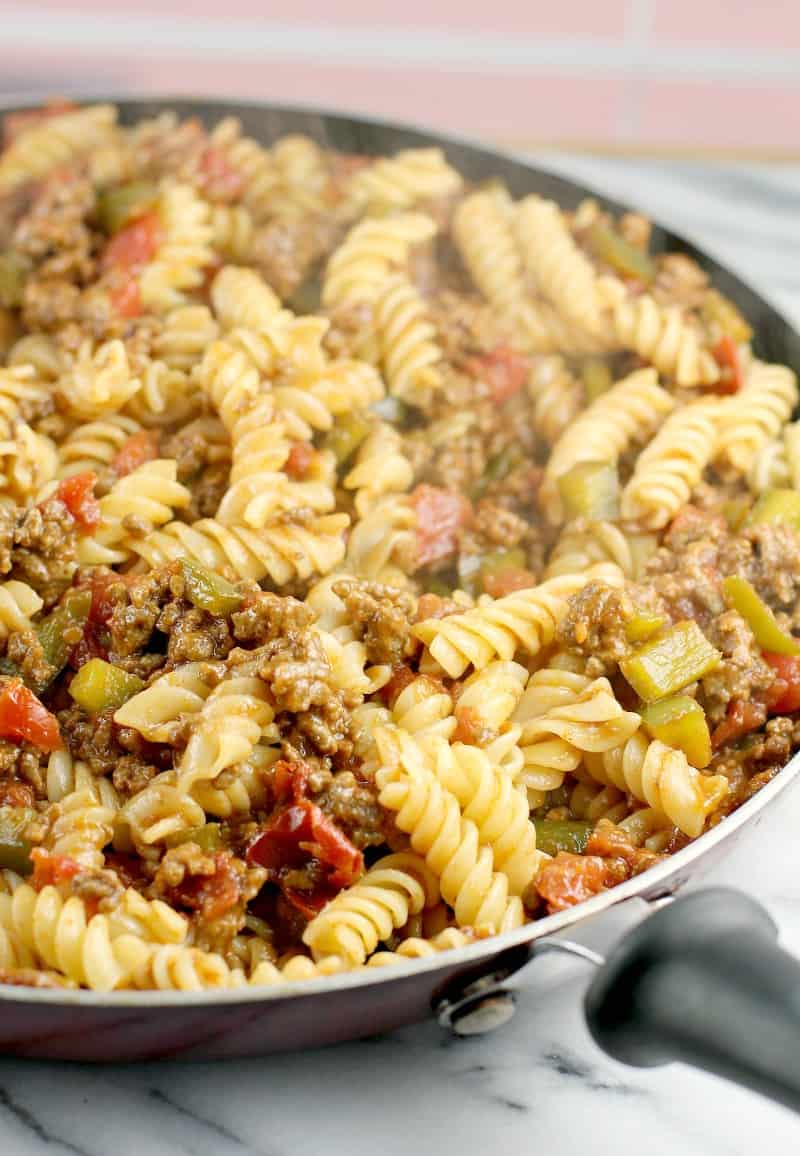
[[584, 888, 800, 1113]]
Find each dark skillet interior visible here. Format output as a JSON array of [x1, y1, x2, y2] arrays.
[[1, 97, 799, 1061]]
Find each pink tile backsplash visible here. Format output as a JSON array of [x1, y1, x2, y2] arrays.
[[0, 47, 625, 143], [1, 1, 799, 153], [27, 0, 630, 36], [640, 79, 800, 150], [653, 0, 800, 49]]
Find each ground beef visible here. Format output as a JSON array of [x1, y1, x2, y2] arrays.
[[231, 589, 313, 646], [131, 114, 208, 181], [230, 631, 352, 756], [13, 170, 96, 284], [159, 604, 234, 665], [162, 425, 231, 521], [106, 565, 179, 657], [4, 628, 53, 691], [718, 523, 800, 614], [9, 498, 79, 605], [151, 843, 265, 955], [557, 581, 635, 673], [69, 868, 125, 913], [111, 756, 159, 798], [58, 705, 161, 784], [307, 767, 387, 849], [709, 715, 798, 821], [331, 578, 418, 666], [251, 215, 337, 303], [0, 741, 47, 799], [700, 610, 776, 726]]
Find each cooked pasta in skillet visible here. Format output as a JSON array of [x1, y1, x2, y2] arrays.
[[0, 101, 797, 992]]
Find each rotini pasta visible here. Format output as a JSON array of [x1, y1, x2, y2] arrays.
[[714, 361, 799, 476], [613, 295, 719, 387], [583, 733, 729, 838], [0, 99, 786, 990], [621, 400, 722, 528], [414, 564, 624, 678], [540, 368, 675, 522]]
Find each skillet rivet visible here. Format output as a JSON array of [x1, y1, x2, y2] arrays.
[[449, 992, 516, 1036]]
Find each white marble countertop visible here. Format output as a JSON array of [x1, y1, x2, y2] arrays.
[[1, 155, 800, 1156]]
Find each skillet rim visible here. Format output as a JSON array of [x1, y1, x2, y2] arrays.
[[0, 92, 798, 1008]]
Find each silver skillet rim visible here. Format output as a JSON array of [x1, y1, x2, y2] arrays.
[[0, 91, 798, 1007]]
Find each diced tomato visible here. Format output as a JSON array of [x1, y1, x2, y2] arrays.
[[2, 101, 77, 148], [711, 699, 767, 751], [272, 758, 311, 803], [0, 782, 35, 809], [452, 706, 482, 745], [169, 851, 242, 923], [482, 567, 538, 598], [54, 472, 101, 531], [86, 568, 127, 628], [763, 653, 800, 714], [109, 276, 142, 319], [248, 800, 363, 894], [70, 568, 130, 666], [30, 848, 81, 890], [466, 346, 530, 404], [284, 441, 316, 480], [713, 335, 743, 395], [110, 430, 160, 477], [0, 680, 62, 752], [411, 484, 472, 570], [380, 665, 418, 708], [536, 852, 610, 914], [197, 145, 245, 202], [102, 210, 163, 274], [414, 593, 454, 622]]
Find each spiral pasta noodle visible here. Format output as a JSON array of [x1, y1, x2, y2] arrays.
[[414, 564, 624, 678], [540, 368, 675, 522], [77, 458, 191, 565], [131, 513, 349, 585], [545, 520, 639, 579], [210, 265, 284, 331], [344, 421, 414, 517], [322, 212, 437, 310], [714, 361, 799, 476], [583, 733, 729, 838], [208, 116, 278, 223], [0, 104, 117, 190], [113, 663, 215, 743], [154, 305, 220, 371], [344, 147, 462, 216], [56, 339, 141, 420], [303, 852, 439, 964], [613, 295, 719, 387], [176, 676, 276, 793], [0, 579, 43, 639], [515, 194, 618, 343], [375, 727, 524, 933], [139, 181, 215, 312], [527, 356, 585, 445], [621, 399, 721, 528], [426, 737, 543, 894], [374, 274, 443, 405], [56, 414, 141, 478]]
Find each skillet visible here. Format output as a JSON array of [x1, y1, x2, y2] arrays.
[[1, 96, 800, 1111]]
